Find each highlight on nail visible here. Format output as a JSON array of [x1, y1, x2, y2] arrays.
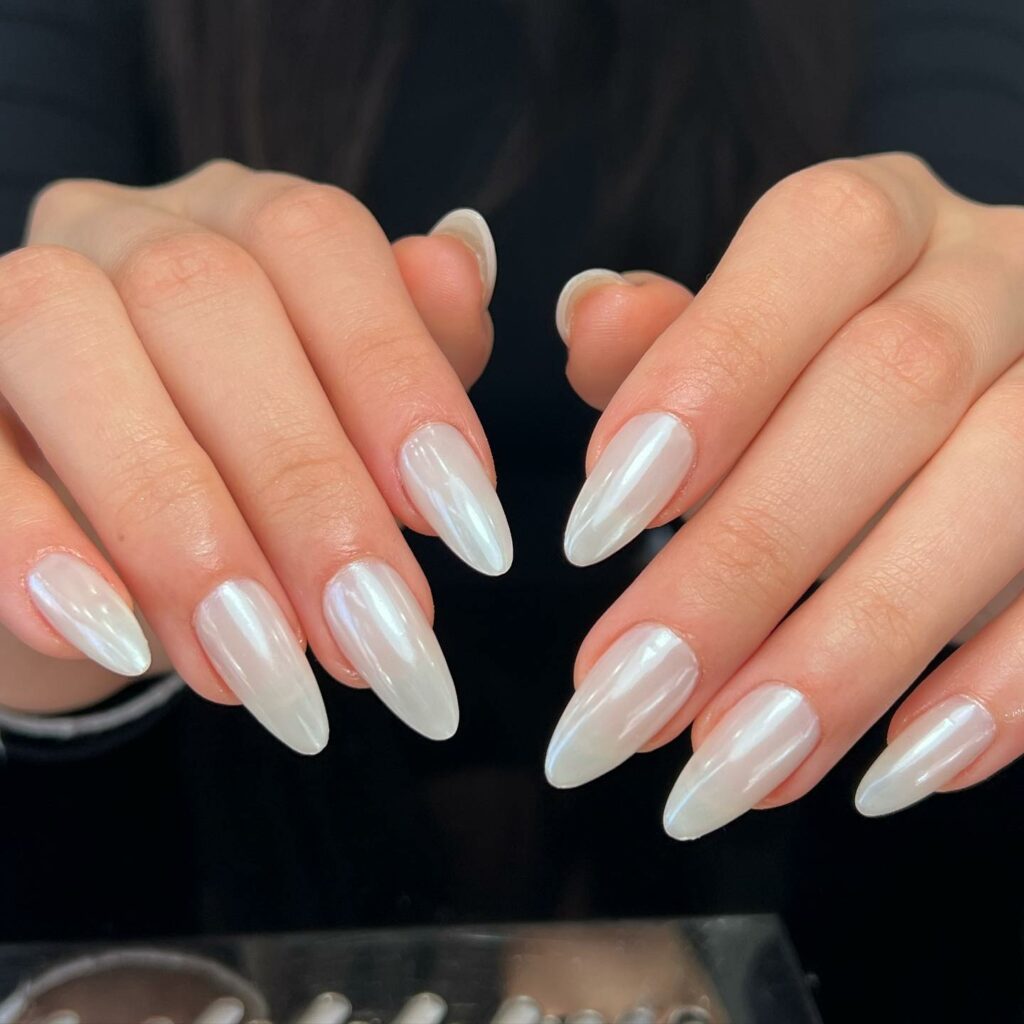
[[663, 683, 819, 841], [545, 623, 699, 788], [855, 696, 996, 818], [564, 411, 695, 567], [194, 578, 328, 755], [26, 552, 151, 676], [322, 559, 458, 740], [399, 422, 513, 576]]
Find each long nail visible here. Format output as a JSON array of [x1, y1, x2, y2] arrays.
[[855, 696, 995, 817], [663, 684, 819, 840], [26, 553, 151, 676], [554, 268, 626, 343], [545, 624, 699, 788], [322, 560, 458, 740], [430, 207, 497, 305], [194, 579, 328, 755], [400, 422, 513, 576], [564, 412, 695, 567]]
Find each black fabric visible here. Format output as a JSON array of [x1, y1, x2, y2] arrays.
[[1, 2, 1023, 1021]]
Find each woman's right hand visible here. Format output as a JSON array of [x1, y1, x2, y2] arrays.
[[0, 160, 510, 752]]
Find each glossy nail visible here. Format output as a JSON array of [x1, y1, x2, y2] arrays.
[[663, 684, 819, 840], [400, 422, 513, 576], [323, 560, 458, 740], [194, 579, 328, 755], [565, 411, 695, 567], [430, 207, 497, 304], [555, 268, 626, 343], [545, 624, 699, 788], [856, 696, 995, 817], [26, 553, 151, 676]]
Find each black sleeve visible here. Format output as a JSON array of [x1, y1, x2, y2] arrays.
[[0, 0, 160, 251], [856, 0, 1024, 203]]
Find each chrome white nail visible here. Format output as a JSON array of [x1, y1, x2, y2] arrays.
[[554, 268, 626, 343], [400, 422, 513, 576], [323, 560, 458, 740], [565, 411, 695, 567], [663, 684, 819, 840], [394, 993, 447, 1024], [545, 624, 699, 788], [194, 998, 245, 1024], [26, 553, 151, 676], [856, 696, 995, 817], [297, 992, 352, 1024], [194, 579, 328, 755], [430, 207, 497, 304]]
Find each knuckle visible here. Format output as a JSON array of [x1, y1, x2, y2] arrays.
[[247, 181, 372, 249], [28, 178, 100, 235], [843, 569, 922, 659], [108, 440, 219, 532], [0, 245, 103, 333], [117, 230, 259, 311], [697, 500, 799, 606], [778, 161, 905, 252], [251, 434, 369, 530], [342, 326, 435, 399], [838, 301, 973, 411]]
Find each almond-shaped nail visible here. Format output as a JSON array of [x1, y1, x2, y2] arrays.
[[194, 579, 328, 755], [26, 553, 151, 676], [663, 684, 819, 840], [564, 411, 695, 567], [430, 207, 497, 305], [322, 560, 458, 740], [855, 696, 995, 817], [554, 268, 626, 343], [545, 624, 699, 788], [400, 422, 513, 576]]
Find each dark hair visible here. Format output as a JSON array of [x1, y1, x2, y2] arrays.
[[148, 0, 859, 267]]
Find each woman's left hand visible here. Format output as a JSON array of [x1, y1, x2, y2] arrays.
[[546, 152, 1024, 837]]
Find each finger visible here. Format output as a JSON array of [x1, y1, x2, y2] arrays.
[[166, 165, 512, 576], [563, 154, 941, 566], [0, 243, 327, 753], [0, 409, 151, 676], [391, 235, 493, 389], [854, 582, 1024, 817], [554, 269, 694, 409], [663, 362, 1024, 839], [41, 194, 459, 741], [546, 222, 1024, 789]]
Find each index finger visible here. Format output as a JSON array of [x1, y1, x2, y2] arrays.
[[563, 154, 940, 566]]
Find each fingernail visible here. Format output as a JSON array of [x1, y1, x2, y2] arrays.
[[399, 422, 513, 576], [430, 207, 497, 305], [545, 623, 699, 788], [564, 411, 695, 567], [554, 268, 626, 343], [855, 696, 995, 817], [194, 579, 328, 755], [26, 553, 151, 676], [322, 560, 458, 740], [663, 684, 819, 840]]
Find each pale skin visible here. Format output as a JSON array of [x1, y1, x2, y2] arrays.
[[2, 153, 1024, 827]]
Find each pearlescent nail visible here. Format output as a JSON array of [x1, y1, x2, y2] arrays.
[[323, 560, 458, 740], [400, 422, 513, 576], [430, 207, 497, 304], [545, 624, 699, 788], [565, 411, 695, 567], [856, 696, 995, 817], [26, 553, 151, 676], [555, 268, 626, 342], [194, 579, 328, 755], [663, 684, 819, 840]]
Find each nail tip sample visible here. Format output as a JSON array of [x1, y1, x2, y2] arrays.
[[554, 268, 625, 342], [429, 207, 496, 301]]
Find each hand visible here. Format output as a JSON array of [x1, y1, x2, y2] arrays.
[[545, 153, 1024, 835], [0, 160, 511, 749]]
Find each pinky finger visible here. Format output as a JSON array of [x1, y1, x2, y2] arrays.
[[856, 587, 1024, 817], [0, 413, 151, 677]]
